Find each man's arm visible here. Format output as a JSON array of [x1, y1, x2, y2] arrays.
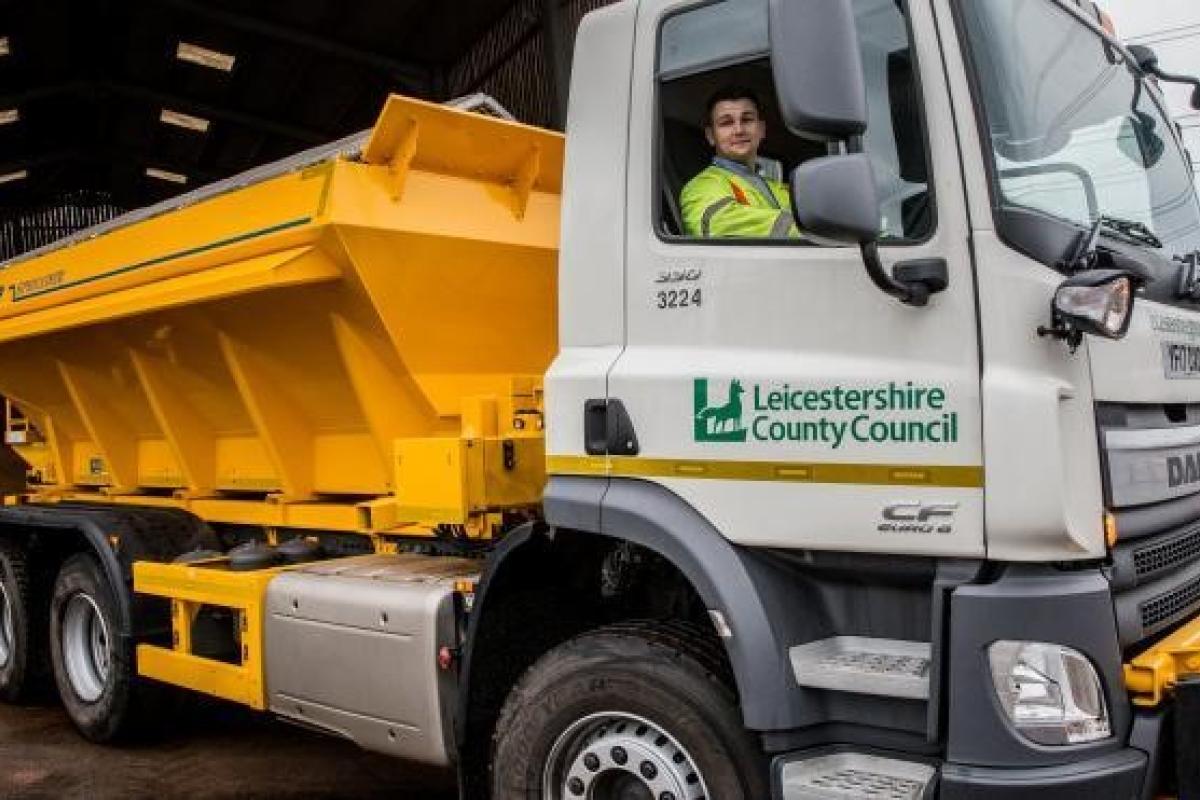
[[680, 172, 799, 238]]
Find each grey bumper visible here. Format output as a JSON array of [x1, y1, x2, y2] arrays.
[[939, 749, 1147, 799]]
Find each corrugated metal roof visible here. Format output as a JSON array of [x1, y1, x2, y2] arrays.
[[0, 0, 614, 259]]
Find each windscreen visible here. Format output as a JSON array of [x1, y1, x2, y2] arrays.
[[959, 0, 1200, 259]]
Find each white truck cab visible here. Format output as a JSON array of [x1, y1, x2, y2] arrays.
[[540, 0, 1200, 795], [1, 0, 1198, 797]]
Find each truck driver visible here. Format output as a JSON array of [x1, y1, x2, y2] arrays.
[[680, 86, 801, 239]]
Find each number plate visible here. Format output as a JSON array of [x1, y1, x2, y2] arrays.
[[1163, 342, 1200, 379]]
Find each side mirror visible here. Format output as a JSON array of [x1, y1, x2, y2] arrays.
[[789, 154, 880, 243], [1119, 112, 1165, 168], [769, 0, 868, 139], [791, 155, 944, 306], [770, 0, 947, 307]]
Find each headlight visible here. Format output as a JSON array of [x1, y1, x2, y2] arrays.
[[988, 641, 1111, 745]]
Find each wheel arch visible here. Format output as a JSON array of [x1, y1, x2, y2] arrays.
[[551, 476, 801, 731], [0, 504, 218, 638], [0, 507, 133, 633], [455, 477, 804, 795]]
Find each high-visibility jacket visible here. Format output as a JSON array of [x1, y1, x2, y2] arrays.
[[680, 159, 801, 239]]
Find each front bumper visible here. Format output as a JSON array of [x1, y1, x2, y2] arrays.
[[941, 566, 1196, 799], [940, 681, 1199, 799], [771, 566, 1200, 798], [939, 749, 1146, 798]]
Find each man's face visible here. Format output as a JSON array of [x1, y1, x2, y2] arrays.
[[706, 98, 766, 165]]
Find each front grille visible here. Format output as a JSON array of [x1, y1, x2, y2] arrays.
[[1133, 522, 1200, 581], [1140, 572, 1200, 631], [1102, 402, 1200, 646], [1111, 515, 1200, 592]]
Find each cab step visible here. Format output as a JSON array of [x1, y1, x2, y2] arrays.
[[780, 752, 936, 800], [788, 636, 931, 699]]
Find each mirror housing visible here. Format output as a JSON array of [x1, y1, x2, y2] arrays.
[[1039, 269, 1139, 351], [790, 155, 941, 306], [769, 0, 868, 139], [789, 154, 880, 243], [1119, 112, 1165, 168]]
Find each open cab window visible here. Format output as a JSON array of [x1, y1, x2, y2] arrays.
[[656, 0, 935, 245]]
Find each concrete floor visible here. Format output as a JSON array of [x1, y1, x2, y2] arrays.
[[0, 695, 457, 799]]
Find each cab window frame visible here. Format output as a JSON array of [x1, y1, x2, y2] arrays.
[[651, 0, 940, 249]]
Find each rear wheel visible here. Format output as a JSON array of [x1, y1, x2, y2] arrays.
[[492, 623, 767, 800], [49, 553, 135, 742], [0, 538, 48, 702]]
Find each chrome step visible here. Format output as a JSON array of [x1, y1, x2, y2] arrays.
[[789, 636, 931, 699], [781, 753, 935, 800]]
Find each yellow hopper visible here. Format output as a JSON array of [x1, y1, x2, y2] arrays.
[[0, 96, 562, 539]]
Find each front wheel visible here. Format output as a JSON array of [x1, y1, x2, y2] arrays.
[[492, 623, 767, 800]]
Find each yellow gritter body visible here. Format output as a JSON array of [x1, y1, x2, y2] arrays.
[[0, 96, 563, 540]]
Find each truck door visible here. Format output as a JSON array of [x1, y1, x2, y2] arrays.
[[607, 0, 984, 557]]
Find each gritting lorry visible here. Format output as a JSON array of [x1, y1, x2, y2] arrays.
[[2, 0, 1200, 796]]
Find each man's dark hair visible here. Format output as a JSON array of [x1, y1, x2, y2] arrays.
[[703, 86, 762, 128]]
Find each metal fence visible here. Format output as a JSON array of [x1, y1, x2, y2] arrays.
[[0, 191, 125, 264]]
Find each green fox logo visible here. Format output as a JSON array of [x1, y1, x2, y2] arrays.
[[694, 378, 747, 442]]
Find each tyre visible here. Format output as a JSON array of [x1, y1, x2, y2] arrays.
[[49, 553, 136, 742], [0, 538, 48, 702], [492, 622, 768, 800]]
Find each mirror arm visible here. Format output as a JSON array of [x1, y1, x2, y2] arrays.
[[861, 242, 929, 307], [864, 241, 926, 307], [1037, 316, 1084, 353], [1129, 44, 1200, 109], [1145, 65, 1200, 109], [1149, 66, 1200, 91]]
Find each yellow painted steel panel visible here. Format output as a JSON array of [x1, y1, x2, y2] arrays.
[[0, 247, 339, 344], [396, 437, 471, 524], [214, 437, 278, 492], [71, 443, 109, 487], [0, 174, 329, 322], [312, 432, 389, 494], [136, 439, 185, 488]]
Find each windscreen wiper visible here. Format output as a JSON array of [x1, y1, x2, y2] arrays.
[[1059, 216, 1104, 272], [1059, 215, 1160, 275], [1099, 214, 1163, 249]]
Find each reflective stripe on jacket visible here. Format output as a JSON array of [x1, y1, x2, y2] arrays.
[[680, 163, 800, 239]]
